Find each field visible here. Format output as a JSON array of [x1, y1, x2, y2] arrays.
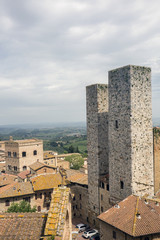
[[0, 125, 87, 155]]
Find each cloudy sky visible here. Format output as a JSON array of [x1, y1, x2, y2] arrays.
[[0, 0, 160, 125]]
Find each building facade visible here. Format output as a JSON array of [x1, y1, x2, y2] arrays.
[[86, 84, 109, 225], [86, 65, 154, 225], [5, 137, 43, 174], [109, 65, 154, 203]]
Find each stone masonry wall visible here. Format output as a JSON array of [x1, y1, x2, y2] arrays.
[[109, 65, 154, 203], [153, 127, 160, 194], [5, 140, 43, 174], [86, 84, 108, 225], [70, 184, 88, 222]]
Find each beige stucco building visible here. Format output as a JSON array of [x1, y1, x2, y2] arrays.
[[5, 137, 43, 174]]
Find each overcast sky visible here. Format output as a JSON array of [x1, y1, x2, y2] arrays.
[[0, 0, 160, 125]]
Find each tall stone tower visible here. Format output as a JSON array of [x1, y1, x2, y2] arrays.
[[109, 65, 154, 204], [153, 127, 160, 194], [86, 84, 108, 225]]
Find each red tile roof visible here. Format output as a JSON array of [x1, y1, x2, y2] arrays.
[[0, 182, 34, 198], [66, 169, 88, 185], [98, 195, 160, 237], [18, 170, 30, 179], [0, 213, 47, 240]]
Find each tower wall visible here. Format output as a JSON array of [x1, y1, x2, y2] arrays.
[[86, 84, 108, 224], [109, 65, 154, 203]]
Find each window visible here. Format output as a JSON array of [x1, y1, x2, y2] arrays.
[[73, 196, 76, 201], [8, 152, 11, 157], [101, 206, 103, 212], [113, 231, 116, 239], [144, 238, 149, 240], [79, 194, 81, 200], [101, 194, 103, 201], [93, 220, 95, 225], [33, 150, 37, 155], [120, 181, 124, 189], [100, 182, 104, 189], [107, 184, 109, 191], [13, 152, 17, 157], [115, 120, 118, 129], [35, 194, 37, 200], [80, 203, 82, 209], [76, 205, 78, 209], [22, 152, 26, 157], [5, 200, 10, 206], [23, 166, 27, 171], [87, 217, 89, 222], [38, 206, 41, 212], [8, 165, 11, 170], [14, 166, 17, 171], [40, 193, 42, 199]]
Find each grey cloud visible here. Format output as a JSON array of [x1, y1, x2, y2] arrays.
[[0, 0, 160, 124]]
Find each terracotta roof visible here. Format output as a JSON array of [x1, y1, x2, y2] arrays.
[[0, 212, 47, 240], [29, 161, 56, 171], [44, 187, 70, 237], [18, 170, 30, 179], [29, 161, 45, 170], [0, 174, 18, 187], [98, 195, 160, 237], [0, 181, 34, 198], [66, 169, 88, 185], [31, 173, 65, 191]]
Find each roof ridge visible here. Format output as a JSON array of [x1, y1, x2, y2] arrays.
[[132, 196, 139, 236]]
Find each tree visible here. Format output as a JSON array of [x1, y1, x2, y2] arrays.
[[65, 154, 84, 170], [7, 200, 37, 213], [68, 145, 75, 153], [75, 146, 80, 153]]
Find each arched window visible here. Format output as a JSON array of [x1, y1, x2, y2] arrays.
[[38, 206, 41, 212], [23, 166, 27, 171], [33, 150, 37, 155]]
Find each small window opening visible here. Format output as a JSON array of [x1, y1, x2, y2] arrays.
[[22, 152, 26, 157], [113, 231, 116, 239], [23, 166, 27, 171], [115, 120, 118, 129], [101, 194, 103, 201], [120, 181, 124, 189], [8, 152, 11, 157], [33, 150, 37, 155], [14, 166, 17, 171], [107, 184, 109, 191], [5, 200, 10, 206], [13, 152, 17, 157]]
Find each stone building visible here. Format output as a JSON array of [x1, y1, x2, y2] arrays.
[[109, 65, 154, 203], [98, 195, 160, 240], [0, 141, 5, 162], [153, 127, 160, 194], [66, 169, 88, 222], [86, 84, 109, 225], [5, 137, 43, 174], [86, 65, 154, 225]]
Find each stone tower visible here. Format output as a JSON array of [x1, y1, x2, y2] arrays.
[[153, 127, 160, 194], [86, 84, 108, 225], [108, 65, 154, 204]]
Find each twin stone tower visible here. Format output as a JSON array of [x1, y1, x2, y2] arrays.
[[86, 65, 154, 223]]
